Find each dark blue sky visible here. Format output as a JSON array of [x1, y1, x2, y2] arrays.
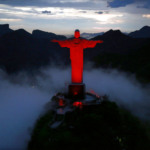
[[0, 0, 150, 34]]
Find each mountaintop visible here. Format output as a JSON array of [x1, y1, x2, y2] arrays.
[[0, 24, 150, 39], [0, 24, 150, 82], [0, 24, 9, 30], [103, 29, 128, 37], [81, 32, 104, 39], [32, 29, 66, 40], [87, 29, 146, 56], [12, 29, 32, 37], [0, 24, 13, 37], [129, 26, 150, 38]]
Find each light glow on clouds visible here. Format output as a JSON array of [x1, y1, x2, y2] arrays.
[[0, 0, 150, 34], [143, 14, 150, 18], [0, 5, 124, 23], [14, 6, 33, 11], [0, 18, 22, 22]]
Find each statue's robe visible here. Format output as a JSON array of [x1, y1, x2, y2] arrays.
[[57, 38, 99, 83]]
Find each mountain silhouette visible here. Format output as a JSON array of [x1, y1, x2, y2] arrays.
[[32, 29, 66, 40], [81, 32, 104, 39], [84, 29, 147, 62], [0, 24, 149, 81], [91, 30, 150, 82], [129, 26, 150, 38], [0, 24, 13, 37], [0, 28, 69, 73], [102, 29, 126, 37]]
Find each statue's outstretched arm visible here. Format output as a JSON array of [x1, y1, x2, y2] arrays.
[[51, 39, 70, 48], [96, 40, 103, 44], [51, 39, 59, 43], [84, 39, 103, 48]]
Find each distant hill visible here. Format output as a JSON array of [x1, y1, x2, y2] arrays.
[[12, 29, 32, 37], [92, 37, 150, 82], [0, 24, 150, 82], [129, 26, 150, 38], [84, 29, 147, 61], [0, 28, 69, 73], [81, 32, 104, 39], [0, 24, 13, 37], [102, 29, 127, 37], [32, 29, 66, 40]]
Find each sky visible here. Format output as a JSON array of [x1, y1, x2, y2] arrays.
[[0, 0, 150, 34]]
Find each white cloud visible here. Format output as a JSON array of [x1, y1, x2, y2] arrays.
[[0, 4, 124, 24], [14, 6, 33, 11], [0, 1, 149, 34], [0, 66, 150, 149], [94, 14, 123, 24], [0, 18, 22, 22], [93, 26, 121, 31]]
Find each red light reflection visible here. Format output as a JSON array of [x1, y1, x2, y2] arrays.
[[73, 101, 83, 109], [59, 99, 65, 106], [74, 92, 78, 95], [89, 89, 100, 98]]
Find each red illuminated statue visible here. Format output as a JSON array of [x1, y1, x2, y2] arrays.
[[52, 29, 103, 83]]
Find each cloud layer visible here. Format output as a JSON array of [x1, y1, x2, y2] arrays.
[[0, 66, 150, 149], [0, 0, 149, 8], [0, 0, 150, 34]]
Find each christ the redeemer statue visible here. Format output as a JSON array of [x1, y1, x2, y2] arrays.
[[52, 29, 103, 84]]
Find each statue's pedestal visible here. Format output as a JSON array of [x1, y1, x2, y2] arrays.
[[68, 83, 85, 99]]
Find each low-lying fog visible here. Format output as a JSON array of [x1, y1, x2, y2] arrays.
[[0, 66, 150, 150]]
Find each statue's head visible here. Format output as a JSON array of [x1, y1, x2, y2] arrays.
[[74, 29, 80, 38]]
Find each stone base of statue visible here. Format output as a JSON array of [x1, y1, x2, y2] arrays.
[[68, 83, 85, 99]]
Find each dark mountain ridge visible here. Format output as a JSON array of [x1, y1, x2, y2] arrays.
[[0, 24, 150, 82], [102, 29, 127, 37], [0, 28, 69, 73], [0, 24, 13, 37], [32, 29, 66, 40], [81, 32, 104, 39], [129, 26, 150, 38], [84, 29, 148, 62]]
